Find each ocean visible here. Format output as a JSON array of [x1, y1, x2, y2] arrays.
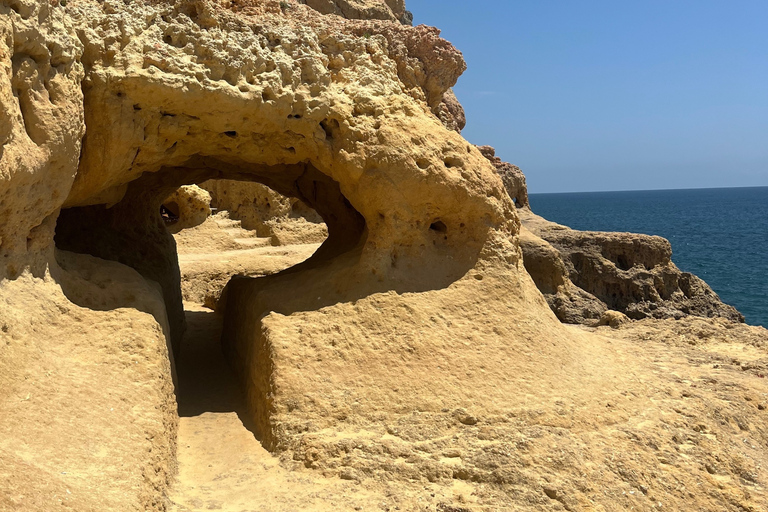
[[528, 186, 768, 327]]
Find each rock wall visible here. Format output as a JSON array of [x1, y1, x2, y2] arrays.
[[200, 179, 328, 245], [1, 2, 176, 510], [0, 0, 526, 507], [1, 0, 761, 510]]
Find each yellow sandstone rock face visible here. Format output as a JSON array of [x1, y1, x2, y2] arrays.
[[162, 184, 211, 232], [200, 179, 328, 244], [1, 1, 767, 511]]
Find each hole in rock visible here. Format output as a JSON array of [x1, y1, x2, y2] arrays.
[[52, 162, 372, 451], [161, 202, 180, 225], [429, 220, 448, 234], [616, 254, 630, 271], [223, 130, 237, 138], [443, 156, 462, 169], [320, 118, 339, 141]]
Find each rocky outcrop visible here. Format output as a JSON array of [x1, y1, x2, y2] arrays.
[[201, 179, 327, 245], [436, 88, 466, 133], [520, 209, 745, 323], [472, 146, 742, 324], [518, 225, 607, 324], [477, 144, 529, 208]]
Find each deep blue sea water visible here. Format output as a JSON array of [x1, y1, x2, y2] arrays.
[[529, 187, 768, 327]]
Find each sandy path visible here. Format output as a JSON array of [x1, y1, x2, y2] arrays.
[[167, 304, 377, 512]]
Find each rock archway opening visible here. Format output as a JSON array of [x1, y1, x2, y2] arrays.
[[53, 162, 365, 405]]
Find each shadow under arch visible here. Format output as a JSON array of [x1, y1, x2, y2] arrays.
[[53, 158, 368, 356], [53, 155, 490, 449]]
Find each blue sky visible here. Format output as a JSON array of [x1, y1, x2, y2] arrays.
[[407, 1, 768, 193]]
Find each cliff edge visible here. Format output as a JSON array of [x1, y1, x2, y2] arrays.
[[1, 1, 765, 511]]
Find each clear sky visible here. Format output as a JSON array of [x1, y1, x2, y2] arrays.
[[407, 1, 768, 193]]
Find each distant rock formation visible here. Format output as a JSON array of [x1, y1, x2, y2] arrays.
[[520, 210, 745, 323], [200, 179, 327, 245], [473, 147, 743, 324], [476, 145, 529, 208]]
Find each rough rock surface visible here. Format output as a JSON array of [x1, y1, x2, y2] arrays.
[[437, 88, 466, 133], [297, 0, 412, 25], [521, 209, 745, 323], [1, 0, 511, 508], [477, 144, 529, 208], [162, 184, 211, 232], [1, 1, 766, 511], [201, 179, 328, 245]]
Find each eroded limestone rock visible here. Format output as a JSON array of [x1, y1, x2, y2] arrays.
[[297, 0, 411, 25], [477, 144, 529, 208], [1, 1, 520, 507], [2, 1, 764, 511], [162, 184, 212, 232], [520, 209, 745, 323], [200, 179, 328, 245]]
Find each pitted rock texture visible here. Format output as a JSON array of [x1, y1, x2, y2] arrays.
[[162, 184, 212, 232], [437, 88, 466, 133], [297, 0, 412, 25], [0, 0, 85, 279], [201, 179, 327, 245], [477, 144, 529, 208], [520, 209, 745, 323]]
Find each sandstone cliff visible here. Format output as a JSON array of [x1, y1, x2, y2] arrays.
[[1, 1, 765, 511]]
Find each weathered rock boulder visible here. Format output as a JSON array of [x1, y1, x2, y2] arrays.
[[162, 184, 211, 232]]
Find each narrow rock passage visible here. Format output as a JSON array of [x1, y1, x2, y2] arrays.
[[167, 303, 377, 512]]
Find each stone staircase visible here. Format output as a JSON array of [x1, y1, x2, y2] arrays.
[[212, 212, 272, 250]]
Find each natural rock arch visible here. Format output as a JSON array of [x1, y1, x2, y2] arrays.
[[38, 0, 522, 454]]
